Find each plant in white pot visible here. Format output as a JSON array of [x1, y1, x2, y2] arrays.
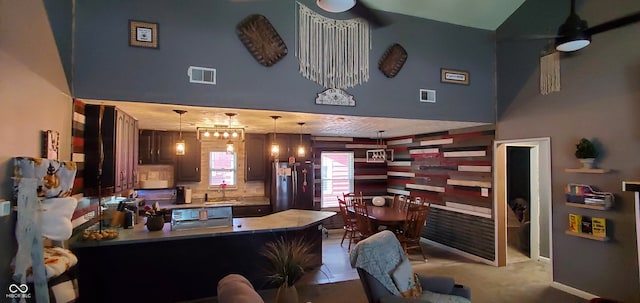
[[575, 138, 598, 169], [261, 237, 316, 303]]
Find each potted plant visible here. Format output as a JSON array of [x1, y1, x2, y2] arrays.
[[260, 237, 316, 303], [575, 138, 598, 169]]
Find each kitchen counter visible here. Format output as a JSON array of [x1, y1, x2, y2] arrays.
[[70, 209, 336, 303], [70, 209, 334, 248]]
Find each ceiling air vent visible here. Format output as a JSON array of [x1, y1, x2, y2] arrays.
[[419, 89, 436, 103], [188, 66, 216, 85]]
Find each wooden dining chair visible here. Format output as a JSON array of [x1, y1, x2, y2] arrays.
[[338, 197, 359, 251], [392, 194, 408, 211], [353, 199, 375, 240], [397, 203, 430, 259]]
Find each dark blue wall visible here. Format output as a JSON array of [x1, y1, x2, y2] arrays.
[[44, 0, 74, 91], [73, 0, 495, 123]]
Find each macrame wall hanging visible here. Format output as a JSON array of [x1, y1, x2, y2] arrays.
[[540, 51, 560, 95], [296, 2, 370, 89]]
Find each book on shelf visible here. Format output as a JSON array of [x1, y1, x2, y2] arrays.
[[569, 214, 582, 233], [565, 183, 614, 208], [581, 216, 592, 234], [592, 217, 606, 238]]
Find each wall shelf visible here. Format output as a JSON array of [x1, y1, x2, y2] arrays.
[[565, 230, 609, 241], [565, 202, 610, 210], [565, 168, 610, 174]]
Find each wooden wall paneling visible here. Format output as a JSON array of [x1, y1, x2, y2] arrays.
[[72, 99, 85, 194], [388, 126, 496, 261], [423, 207, 495, 260]]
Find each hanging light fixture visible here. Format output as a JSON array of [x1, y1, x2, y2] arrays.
[[316, 0, 355, 13], [224, 113, 237, 154], [297, 122, 306, 157], [204, 129, 210, 137], [366, 130, 386, 163], [174, 109, 187, 156], [270, 116, 281, 159]]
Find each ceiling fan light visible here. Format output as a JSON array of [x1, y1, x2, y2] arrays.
[[316, 0, 355, 13], [555, 13, 591, 52], [556, 39, 590, 52]]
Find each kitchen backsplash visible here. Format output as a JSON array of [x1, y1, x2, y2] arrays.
[[138, 165, 175, 187], [136, 138, 264, 202]]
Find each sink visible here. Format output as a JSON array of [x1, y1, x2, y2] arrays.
[[139, 180, 169, 189]]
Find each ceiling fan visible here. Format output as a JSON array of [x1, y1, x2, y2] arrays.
[[547, 0, 640, 52], [316, 0, 389, 28]]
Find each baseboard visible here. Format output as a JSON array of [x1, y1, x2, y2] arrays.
[[538, 256, 551, 263], [551, 281, 598, 300], [423, 239, 497, 266]]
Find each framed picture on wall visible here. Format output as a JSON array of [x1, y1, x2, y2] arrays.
[[129, 20, 159, 49], [441, 68, 469, 85]]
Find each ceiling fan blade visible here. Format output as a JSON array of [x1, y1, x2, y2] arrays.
[[349, 1, 389, 28], [585, 11, 640, 35]]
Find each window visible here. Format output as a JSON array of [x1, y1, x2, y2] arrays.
[[320, 152, 354, 208], [209, 151, 237, 187]]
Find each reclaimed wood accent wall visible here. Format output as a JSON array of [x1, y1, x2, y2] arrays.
[[387, 125, 496, 261], [312, 136, 388, 229], [72, 99, 85, 194]]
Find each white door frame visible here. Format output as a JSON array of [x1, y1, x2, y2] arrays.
[[494, 137, 552, 270]]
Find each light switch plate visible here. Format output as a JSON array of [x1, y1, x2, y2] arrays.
[[0, 200, 10, 217]]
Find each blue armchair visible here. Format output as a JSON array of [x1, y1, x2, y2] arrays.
[[350, 230, 471, 303]]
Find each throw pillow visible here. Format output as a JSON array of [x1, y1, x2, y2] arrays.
[[391, 258, 422, 298]]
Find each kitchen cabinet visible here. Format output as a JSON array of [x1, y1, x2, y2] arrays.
[[265, 133, 312, 162], [233, 205, 272, 217], [176, 132, 201, 182], [138, 130, 176, 164], [245, 133, 266, 181], [84, 105, 139, 196]]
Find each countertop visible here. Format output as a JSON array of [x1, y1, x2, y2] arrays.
[[70, 209, 336, 248]]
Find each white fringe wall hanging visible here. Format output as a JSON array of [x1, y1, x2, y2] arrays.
[[540, 51, 560, 95], [296, 2, 370, 89]]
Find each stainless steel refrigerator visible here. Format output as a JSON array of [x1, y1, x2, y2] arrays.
[[270, 161, 315, 212]]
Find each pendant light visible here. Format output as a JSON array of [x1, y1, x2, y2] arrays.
[[204, 129, 210, 137], [174, 109, 187, 156], [224, 113, 237, 154], [297, 122, 306, 157], [270, 116, 281, 159]]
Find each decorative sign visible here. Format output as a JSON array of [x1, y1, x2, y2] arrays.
[[441, 68, 469, 85], [315, 88, 356, 107], [129, 20, 159, 49]]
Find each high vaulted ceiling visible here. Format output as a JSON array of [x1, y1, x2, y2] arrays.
[[364, 0, 526, 30]]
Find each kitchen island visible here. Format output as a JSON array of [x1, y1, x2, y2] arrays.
[[70, 209, 335, 303]]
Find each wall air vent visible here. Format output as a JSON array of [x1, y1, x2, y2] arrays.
[[188, 66, 216, 85], [419, 89, 436, 103]]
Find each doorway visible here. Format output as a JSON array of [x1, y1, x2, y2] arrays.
[[494, 138, 552, 268], [506, 146, 532, 263]]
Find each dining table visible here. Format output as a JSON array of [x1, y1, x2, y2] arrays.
[[349, 205, 408, 230]]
